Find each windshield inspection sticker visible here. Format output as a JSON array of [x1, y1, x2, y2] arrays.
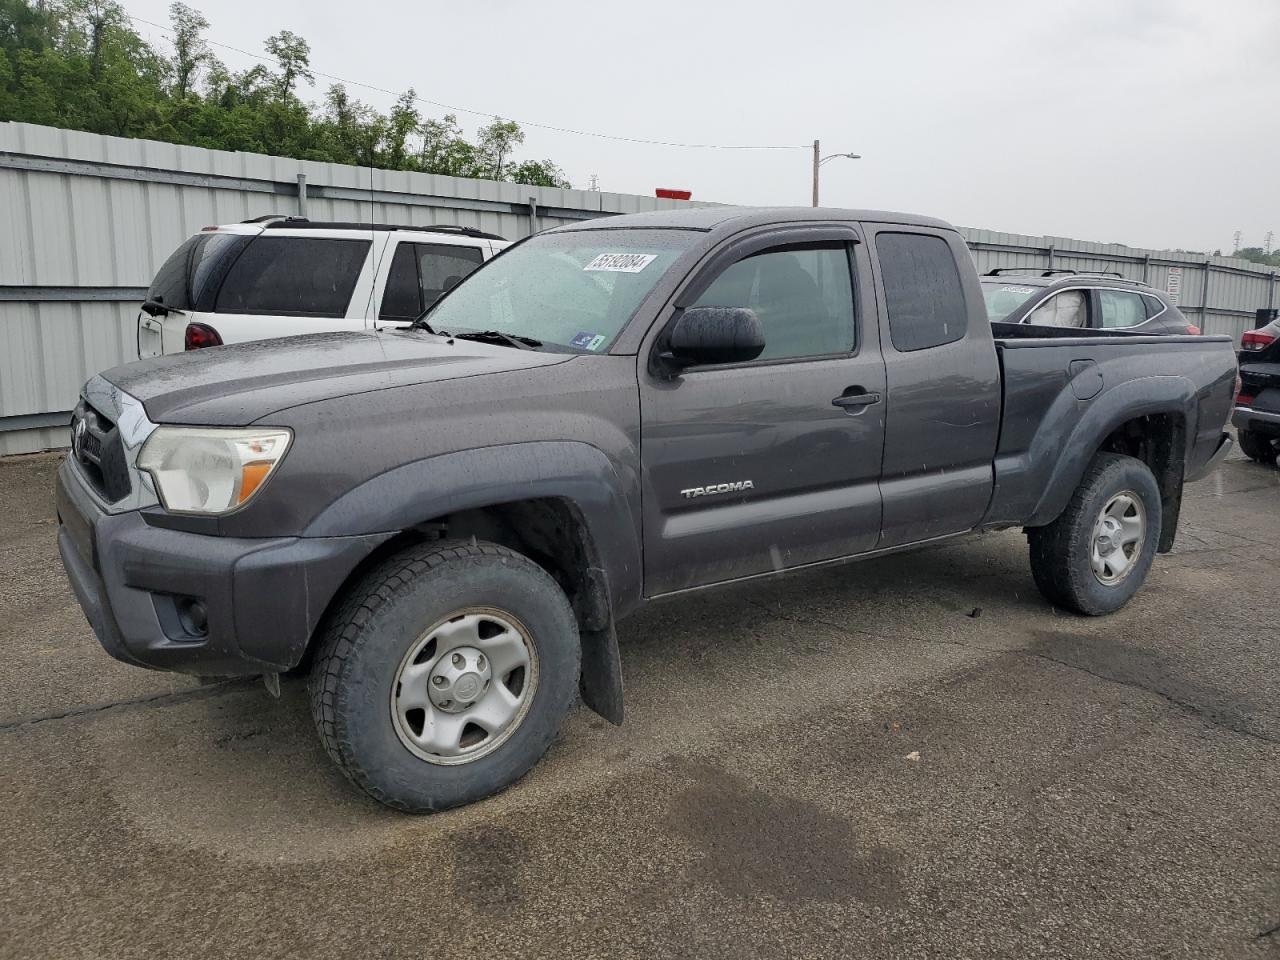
[[584, 253, 657, 273], [570, 331, 608, 351]]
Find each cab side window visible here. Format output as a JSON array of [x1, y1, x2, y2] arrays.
[[876, 232, 967, 352], [1099, 290, 1148, 328], [1025, 290, 1087, 328], [689, 243, 855, 362]]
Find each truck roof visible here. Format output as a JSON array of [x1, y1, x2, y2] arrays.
[[551, 206, 956, 234]]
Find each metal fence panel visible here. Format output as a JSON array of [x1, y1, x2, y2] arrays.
[[3, 121, 1278, 455]]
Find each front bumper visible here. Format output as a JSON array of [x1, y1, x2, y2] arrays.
[[55, 459, 389, 676]]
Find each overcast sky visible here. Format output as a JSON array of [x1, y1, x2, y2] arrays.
[[125, 0, 1279, 253]]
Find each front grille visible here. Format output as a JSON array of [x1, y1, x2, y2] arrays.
[[70, 400, 131, 502]]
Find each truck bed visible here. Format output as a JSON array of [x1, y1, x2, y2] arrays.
[[985, 324, 1237, 534]]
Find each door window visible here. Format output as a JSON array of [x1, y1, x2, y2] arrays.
[[1025, 290, 1087, 328], [876, 233, 968, 352], [417, 243, 485, 305], [689, 243, 855, 362], [379, 244, 423, 321], [1098, 290, 1148, 328]]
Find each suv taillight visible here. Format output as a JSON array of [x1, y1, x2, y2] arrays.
[[1242, 330, 1277, 351], [184, 322, 223, 350], [1185, 324, 1201, 336]]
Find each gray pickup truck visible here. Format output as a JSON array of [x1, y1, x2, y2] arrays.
[[56, 207, 1236, 811]]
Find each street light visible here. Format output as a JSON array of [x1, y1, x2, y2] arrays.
[[811, 139, 862, 207]]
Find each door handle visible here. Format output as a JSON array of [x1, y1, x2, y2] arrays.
[[832, 390, 882, 410]]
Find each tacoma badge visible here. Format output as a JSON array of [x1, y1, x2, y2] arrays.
[[680, 480, 754, 499]]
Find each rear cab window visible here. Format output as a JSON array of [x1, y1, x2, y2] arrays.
[[214, 237, 371, 317], [876, 232, 968, 351]]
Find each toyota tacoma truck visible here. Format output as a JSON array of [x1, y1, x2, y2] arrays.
[[56, 207, 1237, 812]]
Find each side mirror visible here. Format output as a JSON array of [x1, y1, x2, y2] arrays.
[[661, 306, 765, 372]]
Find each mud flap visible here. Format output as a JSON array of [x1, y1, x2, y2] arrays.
[[579, 621, 624, 725]]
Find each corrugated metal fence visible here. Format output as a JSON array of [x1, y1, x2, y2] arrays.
[[3, 121, 1277, 455]]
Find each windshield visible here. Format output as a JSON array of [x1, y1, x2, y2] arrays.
[[981, 281, 1043, 321], [422, 229, 696, 351]]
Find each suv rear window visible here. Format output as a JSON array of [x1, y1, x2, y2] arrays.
[[214, 237, 370, 317], [146, 233, 252, 311]]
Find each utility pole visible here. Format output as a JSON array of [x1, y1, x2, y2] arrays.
[[811, 141, 862, 208], [812, 139, 820, 207]]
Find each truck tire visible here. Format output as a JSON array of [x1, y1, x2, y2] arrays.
[[1238, 429, 1278, 465], [1027, 452, 1162, 616], [309, 539, 580, 812]]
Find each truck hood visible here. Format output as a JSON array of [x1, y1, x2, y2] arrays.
[[101, 330, 574, 425]]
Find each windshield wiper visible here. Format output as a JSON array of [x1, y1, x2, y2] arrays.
[[408, 316, 439, 334], [451, 330, 542, 350]]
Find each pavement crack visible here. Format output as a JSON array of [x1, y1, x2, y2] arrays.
[[1257, 920, 1280, 940], [746, 600, 1280, 749], [0, 678, 253, 733], [1022, 650, 1280, 748]]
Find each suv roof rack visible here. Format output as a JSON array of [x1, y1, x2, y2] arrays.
[[984, 267, 1150, 287], [985, 268, 1078, 278], [240, 216, 505, 242]]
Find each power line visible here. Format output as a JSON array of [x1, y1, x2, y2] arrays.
[[125, 12, 808, 151]]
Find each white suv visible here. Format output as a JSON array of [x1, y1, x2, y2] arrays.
[[137, 217, 510, 356]]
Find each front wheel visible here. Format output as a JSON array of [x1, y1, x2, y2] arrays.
[[309, 539, 581, 812], [1238, 429, 1278, 466], [1027, 452, 1162, 616]]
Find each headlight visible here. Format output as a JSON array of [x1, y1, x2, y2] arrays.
[[137, 426, 292, 514]]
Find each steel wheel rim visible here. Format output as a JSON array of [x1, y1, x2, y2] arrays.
[[1090, 490, 1146, 586], [390, 607, 539, 766]]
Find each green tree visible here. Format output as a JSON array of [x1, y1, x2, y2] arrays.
[[419, 113, 476, 176], [476, 117, 522, 180], [1233, 247, 1280, 268], [263, 29, 311, 101], [168, 2, 218, 100], [0, 2, 569, 187], [509, 158, 571, 189]]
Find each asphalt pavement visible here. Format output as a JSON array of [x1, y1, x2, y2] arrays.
[[1, 450, 1277, 959]]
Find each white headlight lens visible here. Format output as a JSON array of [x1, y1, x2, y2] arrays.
[[137, 427, 292, 514]]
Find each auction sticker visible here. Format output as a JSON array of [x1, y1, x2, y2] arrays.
[[584, 253, 657, 273], [570, 331, 607, 350], [1000, 286, 1035, 295]]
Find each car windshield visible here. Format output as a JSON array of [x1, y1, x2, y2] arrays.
[[981, 280, 1043, 321], [421, 229, 696, 352]]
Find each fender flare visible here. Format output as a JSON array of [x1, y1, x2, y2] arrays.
[[1027, 375, 1197, 529], [302, 441, 641, 724]]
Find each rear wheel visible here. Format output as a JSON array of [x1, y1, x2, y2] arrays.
[[1238, 429, 1278, 465], [1027, 452, 1162, 616], [309, 539, 580, 812]]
